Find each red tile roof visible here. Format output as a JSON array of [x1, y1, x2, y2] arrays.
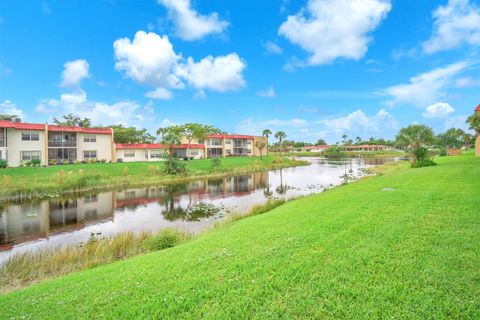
[[475, 104, 480, 112], [115, 143, 205, 149], [208, 134, 254, 139], [0, 120, 112, 134], [303, 145, 329, 150], [48, 125, 111, 134], [0, 120, 44, 130]]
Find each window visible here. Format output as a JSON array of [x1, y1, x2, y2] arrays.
[[21, 151, 41, 161], [22, 132, 40, 141], [190, 151, 198, 156], [197, 139, 204, 144], [211, 138, 222, 146], [225, 140, 231, 144], [84, 195, 98, 203], [247, 149, 252, 154], [84, 135, 96, 143], [226, 149, 232, 155], [124, 151, 135, 158], [150, 151, 165, 159], [83, 150, 97, 159], [247, 140, 252, 145]]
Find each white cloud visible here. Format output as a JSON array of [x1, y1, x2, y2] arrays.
[[383, 61, 470, 107], [158, 0, 228, 41], [60, 90, 87, 105], [262, 41, 283, 55], [278, 0, 391, 65], [114, 31, 246, 96], [61, 59, 90, 87], [176, 53, 246, 92], [423, 0, 480, 54], [145, 88, 173, 100], [159, 118, 175, 128], [194, 90, 206, 100], [0, 100, 24, 118], [257, 85, 276, 98], [423, 102, 455, 118], [114, 31, 183, 90], [42, 2, 51, 14], [321, 109, 399, 139], [455, 76, 479, 87]]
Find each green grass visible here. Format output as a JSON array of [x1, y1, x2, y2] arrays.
[[0, 156, 306, 201], [1, 155, 479, 319]]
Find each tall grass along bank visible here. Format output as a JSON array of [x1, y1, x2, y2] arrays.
[[1, 155, 479, 319], [0, 156, 307, 202]]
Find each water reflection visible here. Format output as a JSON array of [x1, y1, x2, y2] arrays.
[[0, 157, 398, 260]]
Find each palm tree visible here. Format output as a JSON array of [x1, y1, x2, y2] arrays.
[[341, 134, 348, 145], [395, 124, 435, 163], [262, 129, 272, 155], [274, 131, 286, 156], [355, 136, 362, 145]]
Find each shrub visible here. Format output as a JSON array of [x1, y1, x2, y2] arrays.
[[323, 146, 346, 158], [439, 149, 447, 157], [31, 159, 41, 167], [211, 158, 221, 170], [163, 157, 188, 175], [272, 157, 284, 164], [142, 229, 186, 251], [411, 159, 437, 168], [0, 159, 7, 169]]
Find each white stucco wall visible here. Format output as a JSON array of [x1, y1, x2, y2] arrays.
[[77, 133, 113, 162], [6, 128, 46, 167]]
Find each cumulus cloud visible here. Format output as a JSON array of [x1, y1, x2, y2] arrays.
[[382, 61, 470, 107], [444, 114, 474, 132], [145, 88, 173, 100], [321, 109, 399, 139], [176, 53, 246, 92], [113, 31, 246, 97], [61, 59, 90, 87], [114, 31, 183, 90], [278, 0, 391, 66], [257, 85, 276, 98], [423, 0, 480, 54], [0, 100, 24, 118], [158, 0, 228, 41], [422, 102, 455, 118], [262, 41, 283, 55]]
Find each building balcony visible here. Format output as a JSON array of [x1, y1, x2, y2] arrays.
[[48, 141, 77, 148]]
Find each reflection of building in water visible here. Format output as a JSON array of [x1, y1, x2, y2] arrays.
[[0, 172, 269, 248], [0, 193, 114, 248], [115, 172, 269, 208]]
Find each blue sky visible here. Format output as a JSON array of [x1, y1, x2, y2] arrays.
[[0, 0, 479, 143]]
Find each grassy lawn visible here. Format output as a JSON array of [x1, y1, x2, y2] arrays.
[[1, 155, 479, 319], [0, 156, 305, 200]]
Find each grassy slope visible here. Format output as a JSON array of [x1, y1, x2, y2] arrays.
[[1, 156, 479, 319], [0, 156, 304, 200]]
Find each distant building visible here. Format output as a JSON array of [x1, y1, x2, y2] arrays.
[[180, 134, 267, 158], [342, 145, 394, 152], [115, 143, 205, 162]]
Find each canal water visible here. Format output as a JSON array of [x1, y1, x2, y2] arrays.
[[0, 157, 398, 262]]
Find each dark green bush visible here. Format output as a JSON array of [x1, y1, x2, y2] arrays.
[[411, 159, 437, 168], [142, 229, 185, 251], [0, 159, 7, 169], [163, 156, 188, 175]]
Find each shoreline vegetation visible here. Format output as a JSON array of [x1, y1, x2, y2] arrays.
[[1, 154, 478, 318], [0, 198, 288, 293], [0, 156, 308, 203]]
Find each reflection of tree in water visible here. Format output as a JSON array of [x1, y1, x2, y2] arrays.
[[161, 184, 188, 221], [275, 168, 288, 195]]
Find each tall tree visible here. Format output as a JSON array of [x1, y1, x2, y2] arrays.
[[341, 134, 348, 145], [316, 138, 327, 146], [52, 113, 91, 127], [355, 136, 362, 145], [110, 125, 155, 144], [178, 123, 220, 161], [436, 128, 465, 149], [255, 140, 267, 159], [0, 114, 18, 121], [467, 112, 480, 136], [274, 131, 286, 156], [262, 129, 272, 155], [396, 124, 435, 163]]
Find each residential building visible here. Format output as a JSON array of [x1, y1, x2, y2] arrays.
[[181, 134, 267, 158], [343, 145, 394, 152], [115, 143, 205, 162], [0, 120, 114, 167]]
